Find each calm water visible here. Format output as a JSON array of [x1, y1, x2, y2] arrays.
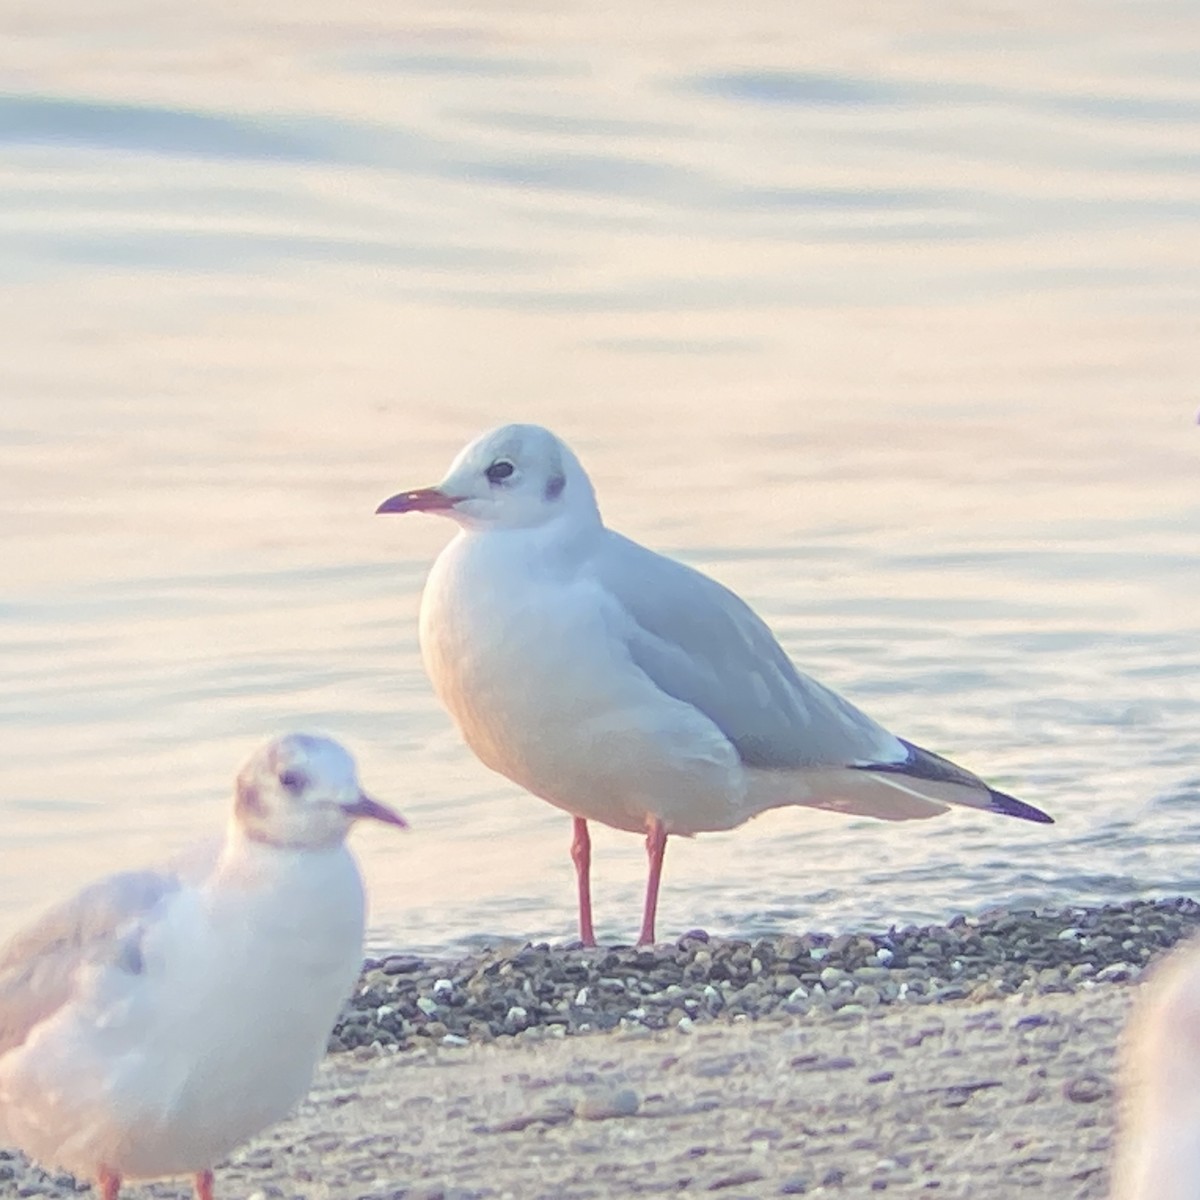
[[0, 1, 1197, 955]]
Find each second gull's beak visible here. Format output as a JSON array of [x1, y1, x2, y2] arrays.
[[342, 792, 408, 829]]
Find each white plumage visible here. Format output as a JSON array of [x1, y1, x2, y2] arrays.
[[378, 423, 1050, 946], [0, 733, 405, 1200]]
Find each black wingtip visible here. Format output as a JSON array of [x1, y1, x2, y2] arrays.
[[988, 787, 1054, 825], [857, 738, 1055, 825]]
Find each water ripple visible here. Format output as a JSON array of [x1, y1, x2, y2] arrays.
[[0, 94, 336, 162]]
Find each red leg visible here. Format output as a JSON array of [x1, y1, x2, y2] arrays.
[[638, 817, 668, 946], [194, 1169, 214, 1200], [570, 817, 597, 947], [97, 1168, 121, 1200]]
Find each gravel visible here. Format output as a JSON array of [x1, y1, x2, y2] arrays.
[[334, 896, 1200, 1051], [6, 898, 1194, 1198]]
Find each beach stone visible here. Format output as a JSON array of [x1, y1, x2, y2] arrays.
[[376, 955, 420, 977], [1064, 1073, 1109, 1104], [575, 1086, 640, 1120], [853, 985, 882, 1009], [779, 1175, 810, 1194], [708, 1167, 766, 1189], [819, 966, 848, 988]]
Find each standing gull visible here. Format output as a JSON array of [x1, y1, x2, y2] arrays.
[[0, 733, 406, 1199], [377, 423, 1051, 947]]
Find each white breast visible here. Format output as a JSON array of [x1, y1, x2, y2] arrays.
[[0, 842, 365, 1182], [419, 527, 746, 835]]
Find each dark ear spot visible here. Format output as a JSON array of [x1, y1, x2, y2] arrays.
[[113, 933, 145, 976], [236, 780, 264, 819], [544, 474, 565, 501]]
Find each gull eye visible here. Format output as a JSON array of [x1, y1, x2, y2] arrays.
[[485, 459, 515, 484], [278, 769, 307, 793]]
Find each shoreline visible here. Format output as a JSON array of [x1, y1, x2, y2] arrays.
[[336, 895, 1200, 1051], [9, 897, 1196, 1198]]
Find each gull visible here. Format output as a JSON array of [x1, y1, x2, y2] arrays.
[[1113, 937, 1200, 1200], [377, 423, 1052, 947], [0, 733, 406, 1200]]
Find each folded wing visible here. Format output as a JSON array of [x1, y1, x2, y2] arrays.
[[594, 532, 1052, 825], [0, 869, 181, 1056]]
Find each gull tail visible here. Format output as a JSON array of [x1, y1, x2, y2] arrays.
[[982, 784, 1054, 824], [743, 739, 1053, 825], [851, 738, 1053, 825]]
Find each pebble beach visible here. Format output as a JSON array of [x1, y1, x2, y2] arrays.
[[339, 898, 1200, 1052], [6, 898, 1197, 1199]]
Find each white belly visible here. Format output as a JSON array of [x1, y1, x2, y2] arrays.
[[420, 535, 747, 835], [0, 847, 365, 1182]]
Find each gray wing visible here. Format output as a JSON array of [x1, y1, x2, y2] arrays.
[[0, 869, 181, 1056], [594, 534, 1055, 826], [594, 532, 905, 770]]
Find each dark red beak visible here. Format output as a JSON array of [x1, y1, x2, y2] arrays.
[[375, 487, 460, 515], [342, 792, 408, 829]]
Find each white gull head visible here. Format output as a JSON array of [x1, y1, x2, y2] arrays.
[[376, 423, 599, 533], [234, 733, 407, 850]]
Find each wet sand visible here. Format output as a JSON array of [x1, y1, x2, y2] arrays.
[[200, 982, 1128, 1200]]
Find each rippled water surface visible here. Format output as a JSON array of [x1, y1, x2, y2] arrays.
[[1, 1, 1198, 954]]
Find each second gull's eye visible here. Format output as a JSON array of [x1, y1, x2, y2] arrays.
[[486, 460, 515, 484]]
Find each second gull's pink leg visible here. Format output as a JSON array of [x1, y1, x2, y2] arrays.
[[570, 817, 596, 947], [638, 817, 668, 946], [194, 1170, 215, 1200]]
